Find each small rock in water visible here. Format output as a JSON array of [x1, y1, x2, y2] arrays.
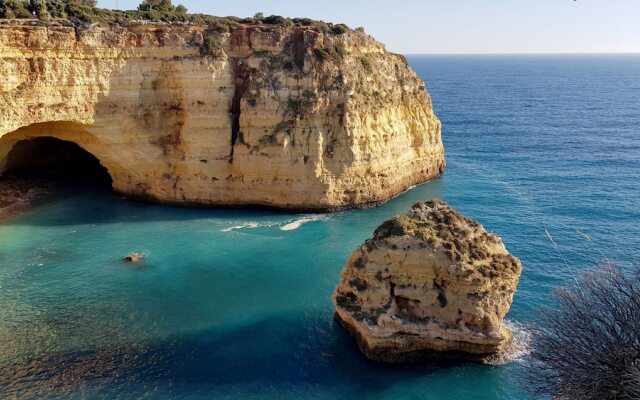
[[123, 253, 144, 264]]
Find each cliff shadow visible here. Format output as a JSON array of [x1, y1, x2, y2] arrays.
[[0, 311, 476, 398], [2, 191, 302, 226]]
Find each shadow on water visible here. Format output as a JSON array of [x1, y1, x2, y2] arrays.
[[0, 137, 300, 228], [5, 175, 446, 228], [0, 131, 447, 229], [0, 312, 468, 398], [1, 182, 307, 227]]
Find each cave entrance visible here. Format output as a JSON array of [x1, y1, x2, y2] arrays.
[[2, 137, 112, 189]]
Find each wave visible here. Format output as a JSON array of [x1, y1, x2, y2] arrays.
[[218, 215, 330, 233], [221, 223, 260, 232], [483, 320, 532, 365], [280, 215, 328, 231]]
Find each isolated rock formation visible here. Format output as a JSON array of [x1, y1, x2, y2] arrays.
[[0, 20, 445, 210], [334, 200, 522, 362]]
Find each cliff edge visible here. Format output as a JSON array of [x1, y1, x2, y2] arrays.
[[0, 19, 444, 210]]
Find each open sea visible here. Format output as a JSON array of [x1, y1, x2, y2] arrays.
[[1, 54, 639, 399]]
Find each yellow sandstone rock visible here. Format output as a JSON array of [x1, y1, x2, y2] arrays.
[[0, 20, 444, 210], [334, 200, 522, 362]]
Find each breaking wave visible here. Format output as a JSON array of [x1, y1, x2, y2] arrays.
[[483, 320, 532, 365], [279, 215, 328, 231]]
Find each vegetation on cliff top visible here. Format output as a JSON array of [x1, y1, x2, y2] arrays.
[[372, 200, 519, 274], [0, 0, 354, 34]]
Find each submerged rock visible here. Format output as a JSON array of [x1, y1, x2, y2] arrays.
[[333, 200, 522, 363], [0, 176, 54, 223]]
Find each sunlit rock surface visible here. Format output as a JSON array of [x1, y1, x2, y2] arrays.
[[334, 200, 522, 362], [0, 20, 445, 210]]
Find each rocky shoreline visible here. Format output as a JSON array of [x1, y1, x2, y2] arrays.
[[0, 176, 55, 223]]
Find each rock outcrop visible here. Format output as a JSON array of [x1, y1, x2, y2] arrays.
[[123, 253, 144, 263], [333, 200, 522, 362], [0, 20, 445, 210]]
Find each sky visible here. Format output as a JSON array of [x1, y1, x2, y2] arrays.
[[97, 0, 640, 54]]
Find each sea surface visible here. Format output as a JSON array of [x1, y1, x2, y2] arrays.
[[1, 55, 639, 399]]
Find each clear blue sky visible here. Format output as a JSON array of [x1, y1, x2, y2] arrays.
[[97, 0, 640, 54]]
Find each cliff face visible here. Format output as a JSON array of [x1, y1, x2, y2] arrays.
[[334, 200, 522, 362], [0, 20, 444, 210]]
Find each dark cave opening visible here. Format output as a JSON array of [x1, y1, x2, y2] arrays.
[[2, 137, 112, 188]]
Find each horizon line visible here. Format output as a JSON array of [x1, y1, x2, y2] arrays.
[[404, 51, 640, 56]]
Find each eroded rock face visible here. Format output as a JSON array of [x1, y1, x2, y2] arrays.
[[0, 20, 445, 210], [333, 200, 522, 362]]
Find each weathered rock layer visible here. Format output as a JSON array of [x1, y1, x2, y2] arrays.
[[0, 20, 445, 210], [334, 200, 522, 362]]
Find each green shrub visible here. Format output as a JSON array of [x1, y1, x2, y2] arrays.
[[395, 53, 409, 66], [313, 48, 330, 62], [287, 99, 302, 115], [361, 58, 373, 74], [331, 23, 349, 34], [262, 14, 291, 26], [0, 0, 353, 37], [374, 216, 413, 239], [273, 120, 294, 134], [247, 16, 270, 24], [302, 89, 316, 102], [291, 18, 339, 33], [29, 0, 45, 18], [138, 0, 175, 13], [314, 45, 347, 65], [291, 17, 313, 26], [0, 0, 32, 18]]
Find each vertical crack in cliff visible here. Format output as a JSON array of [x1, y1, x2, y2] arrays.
[[292, 30, 306, 70], [433, 280, 448, 308], [229, 59, 251, 162]]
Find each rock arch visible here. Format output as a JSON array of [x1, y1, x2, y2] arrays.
[[0, 121, 117, 187]]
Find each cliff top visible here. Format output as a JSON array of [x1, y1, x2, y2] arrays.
[[373, 200, 521, 275], [0, 1, 358, 35]]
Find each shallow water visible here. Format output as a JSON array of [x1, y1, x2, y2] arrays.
[[1, 55, 639, 399]]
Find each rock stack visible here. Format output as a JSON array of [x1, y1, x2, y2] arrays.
[[334, 200, 522, 362]]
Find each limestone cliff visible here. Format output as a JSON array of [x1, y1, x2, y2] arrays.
[[334, 200, 522, 362], [0, 19, 444, 210]]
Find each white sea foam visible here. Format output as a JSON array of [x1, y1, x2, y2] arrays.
[[483, 320, 532, 365], [280, 215, 328, 231], [221, 222, 260, 232], [219, 215, 329, 233]]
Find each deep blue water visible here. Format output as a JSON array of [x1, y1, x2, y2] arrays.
[[1, 55, 639, 399]]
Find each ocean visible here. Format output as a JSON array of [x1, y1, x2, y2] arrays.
[[0, 54, 639, 399]]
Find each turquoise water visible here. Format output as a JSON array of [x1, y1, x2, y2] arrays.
[[1, 55, 639, 399]]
